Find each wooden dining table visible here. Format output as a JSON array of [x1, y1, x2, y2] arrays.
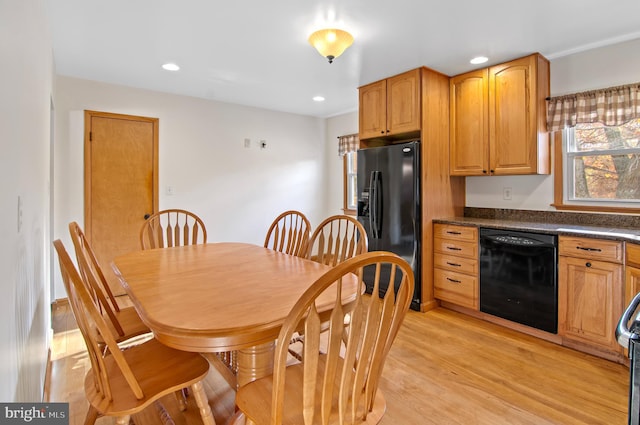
[[111, 242, 360, 388]]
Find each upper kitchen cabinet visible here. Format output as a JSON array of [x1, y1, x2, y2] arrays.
[[450, 53, 551, 176], [359, 68, 421, 141]]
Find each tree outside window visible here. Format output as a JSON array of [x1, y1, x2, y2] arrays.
[[567, 118, 640, 203]]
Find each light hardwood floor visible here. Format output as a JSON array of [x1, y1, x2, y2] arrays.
[[47, 299, 630, 425]]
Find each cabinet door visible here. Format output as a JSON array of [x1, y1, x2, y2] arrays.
[[449, 69, 489, 176], [558, 256, 623, 352], [489, 55, 544, 175], [359, 80, 387, 140], [626, 266, 640, 306], [386, 69, 421, 136]]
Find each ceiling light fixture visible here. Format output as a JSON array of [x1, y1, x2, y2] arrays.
[[308, 28, 354, 64], [470, 56, 488, 65], [313, 96, 325, 102], [162, 63, 180, 71]]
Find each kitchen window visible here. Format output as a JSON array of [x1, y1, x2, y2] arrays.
[[548, 82, 640, 213], [343, 151, 357, 214], [338, 133, 359, 215]]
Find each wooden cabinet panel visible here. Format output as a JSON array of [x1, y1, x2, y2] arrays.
[[626, 244, 640, 305], [559, 248, 623, 353], [434, 253, 478, 275], [433, 223, 478, 242], [358, 69, 420, 140], [627, 243, 640, 268], [434, 238, 477, 260], [626, 266, 640, 307], [449, 53, 550, 176], [450, 69, 489, 176], [434, 269, 478, 310], [358, 80, 387, 140], [559, 236, 623, 263], [433, 224, 479, 310], [386, 69, 421, 136]]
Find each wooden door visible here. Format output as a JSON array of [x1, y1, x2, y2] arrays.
[[449, 69, 489, 176], [386, 68, 421, 136], [84, 110, 158, 295], [359, 79, 387, 140]]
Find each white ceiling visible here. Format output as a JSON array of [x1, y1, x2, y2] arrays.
[[46, 0, 640, 118]]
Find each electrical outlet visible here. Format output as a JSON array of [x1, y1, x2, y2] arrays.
[[503, 187, 512, 200], [244, 138, 251, 148], [166, 185, 175, 196], [260, 140, 267, 149]]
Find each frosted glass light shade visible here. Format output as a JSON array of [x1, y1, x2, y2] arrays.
[[308, 29, 354, 63]]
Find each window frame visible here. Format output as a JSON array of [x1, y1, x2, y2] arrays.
[[552, 130, 640, 214], [342, 151, 357, 216]]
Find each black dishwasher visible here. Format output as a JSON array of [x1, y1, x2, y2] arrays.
[[479, 228, 558, 333]]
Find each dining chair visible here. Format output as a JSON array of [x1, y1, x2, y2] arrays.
[[53, 239, 217, 425], [229, 251, 414, 425], [140, 209, 207, 249], [69, 221, 150, 345], [288, 215, 369, 360], [263, 210, 311, 257], [306, 215, 369, 266]]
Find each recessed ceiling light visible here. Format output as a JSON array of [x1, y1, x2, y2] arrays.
[[313, 96, 325, 102], [162, 63, 180, 71], [470, 56, 488, 65]]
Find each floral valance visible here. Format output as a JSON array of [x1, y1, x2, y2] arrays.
[[547, 82, 640, 132], [337, 133, 359, 156]]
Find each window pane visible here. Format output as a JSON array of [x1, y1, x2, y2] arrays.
[[573, 119, 640, 152], [347, 174, 357, 209], [571, 153, 640, 200]]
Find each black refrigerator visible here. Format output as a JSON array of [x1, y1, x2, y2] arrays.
[[357, 140, 421, 310]]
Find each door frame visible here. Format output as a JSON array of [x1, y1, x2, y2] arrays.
[[83, 110, 159, 242]]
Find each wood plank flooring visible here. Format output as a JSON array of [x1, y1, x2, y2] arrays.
[[47, 299, 630, 425]]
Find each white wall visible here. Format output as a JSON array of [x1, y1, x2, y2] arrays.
[[53, 76, 333, 300], [0, 0, 53, 402], [465, 37, 640, 211]]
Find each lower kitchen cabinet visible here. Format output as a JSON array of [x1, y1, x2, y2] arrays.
[[627, 243, 640, 305], [433, 224, 478, 309], [558, 236, 624, 355]]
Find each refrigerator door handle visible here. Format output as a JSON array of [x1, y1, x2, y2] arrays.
[[370, 170, 382, 239], [617, 290, 640, 348]]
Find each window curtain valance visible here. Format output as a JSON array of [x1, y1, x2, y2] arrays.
[[547, 82, 640, 132], [338, 133, 359, 156]]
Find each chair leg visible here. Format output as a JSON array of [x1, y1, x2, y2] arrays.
[[84, 406, 99, 425], [191, 380, 216, 425], [174, 389, 187, 411]]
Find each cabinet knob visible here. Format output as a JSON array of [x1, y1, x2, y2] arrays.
[[380, 130, 385, 134], [482, 170, 487, 174], [585, 262, 592, 268], [490, 169, 495, 173]]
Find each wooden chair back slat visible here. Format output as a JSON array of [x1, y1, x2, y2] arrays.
[[53, 240, 145, 401], [140, 209, 207, 250], [69, 222, 125, 336], [307, 215, 368, 267], [264, 210, 311, 257], [256, 251, 414, 425]]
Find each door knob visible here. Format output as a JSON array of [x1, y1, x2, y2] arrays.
[[144, 214, 151, 220]]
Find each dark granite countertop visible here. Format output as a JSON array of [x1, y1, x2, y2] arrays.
[[434, 216, 640, 243]]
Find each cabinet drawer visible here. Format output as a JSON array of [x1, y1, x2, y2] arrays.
[[628, 243, 640, 268], [434, 223, 478, 242], [434, 269, 478, 309], [559, 236, 623, 263], [434, 253, 478, 275], [434, 237, 478, 260]]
